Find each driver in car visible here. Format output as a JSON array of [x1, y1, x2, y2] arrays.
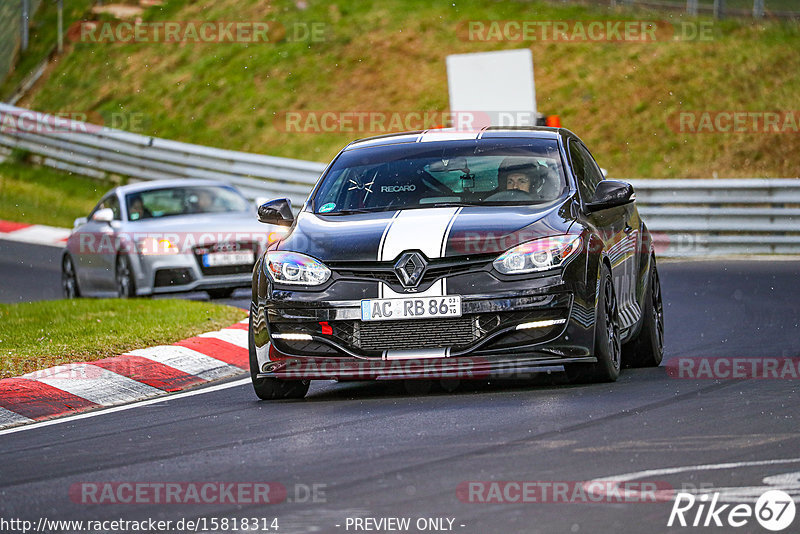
[[505, 170, 532, 193], [498, 157, 558, 199], [128, 195, 152, 220]]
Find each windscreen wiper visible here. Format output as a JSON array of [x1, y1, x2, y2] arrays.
[[322, 208, 377, 215], [427, 201, 484, 208]]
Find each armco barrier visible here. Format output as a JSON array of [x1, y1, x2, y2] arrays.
[[0, 103, 798, 256], [0, 103, 326, 209], [628, 179, 800, 256]]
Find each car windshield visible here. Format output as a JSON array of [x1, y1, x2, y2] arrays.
[[312, 138, 567, 214], [125, 186, 250, 221]]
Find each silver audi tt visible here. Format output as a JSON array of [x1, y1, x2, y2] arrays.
[[62, 179, 284, 299]]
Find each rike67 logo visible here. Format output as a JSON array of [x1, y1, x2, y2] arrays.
[[668, 490, 796, 531]]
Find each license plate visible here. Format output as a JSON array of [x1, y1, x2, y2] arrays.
[[202, 252, 254, 267], [360, 296, 462, 322]]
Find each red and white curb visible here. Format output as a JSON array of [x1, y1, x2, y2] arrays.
[[0, 318, 251, 430], [0, 219, 70, 247]]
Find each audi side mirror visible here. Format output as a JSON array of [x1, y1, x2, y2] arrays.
[[91, 208, 114, 223]]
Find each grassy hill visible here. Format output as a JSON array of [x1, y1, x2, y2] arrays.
[[12, 0, 800, 178]]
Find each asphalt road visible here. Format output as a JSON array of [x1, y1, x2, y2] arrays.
[[0, 239, 250, 306], [0, 240, 63, 303], [1, 241, 799, 533]]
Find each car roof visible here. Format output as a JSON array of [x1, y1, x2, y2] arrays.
[[344, 126, 571, 151], [112, 179, 237, 197]]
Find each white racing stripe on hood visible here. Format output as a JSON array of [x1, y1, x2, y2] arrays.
[[379, 208, 460, 261], [378, 208, 462, 298]]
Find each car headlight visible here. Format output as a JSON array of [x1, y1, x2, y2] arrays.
[[265, 251, 331, 286], [138, 237, 180, 255], [493, 235, 582, 275]]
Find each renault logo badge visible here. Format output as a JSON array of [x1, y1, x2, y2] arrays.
[[394, 251, 427, 287]]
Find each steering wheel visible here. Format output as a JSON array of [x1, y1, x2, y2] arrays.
[[483, 189, 537, 202]]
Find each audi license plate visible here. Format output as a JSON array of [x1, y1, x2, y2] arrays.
[[360, 296, 462, 322], [202, 252, 254, 267]]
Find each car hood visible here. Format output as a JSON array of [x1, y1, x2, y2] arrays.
[[278, 198, 576, 262]]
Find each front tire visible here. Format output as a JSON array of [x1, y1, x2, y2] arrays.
[[115, 254, 136, 298], [566, 263, 621, 383], [623, 259, 664, 368], [62, 255, 80, 298], [249, 313, 309, 400]]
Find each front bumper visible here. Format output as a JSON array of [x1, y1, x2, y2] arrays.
[[131, 251, 255, 295], [256, 354, 596, 380], [254, 286, 598, 379]]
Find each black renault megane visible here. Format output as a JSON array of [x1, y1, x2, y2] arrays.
[[248, 127, 664, 399]]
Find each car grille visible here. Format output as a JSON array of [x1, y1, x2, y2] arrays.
[[357, 317, 477, 351], [192, 241, 257, 276], [330, 257, 490, 288], [271, 309, 567, 356]]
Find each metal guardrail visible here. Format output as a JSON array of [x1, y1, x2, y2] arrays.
[[629, 179, 800, 256], [0, 103, 326, 209], [0, 103, 798, 256]]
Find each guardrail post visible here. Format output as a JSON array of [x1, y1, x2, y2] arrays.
[[57, 0, 64, 53], [753, 0, 765, 18], [713, 0, 725, 19], [20, 0, 30, 52]]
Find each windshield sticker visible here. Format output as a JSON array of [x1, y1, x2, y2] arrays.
[[319, 202, 336, 213], [381, 185, 416, 193]]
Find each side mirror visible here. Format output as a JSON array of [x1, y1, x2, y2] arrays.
[[585, 180, 634, 213], [91, 208, 114, 223], [74, 216, 88, 228], [600, 168, 608, 179], [258, 198, 294, 226]]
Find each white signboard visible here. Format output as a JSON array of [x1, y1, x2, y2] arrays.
[[446, 49, 536, 128]]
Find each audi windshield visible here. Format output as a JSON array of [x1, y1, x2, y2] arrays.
[[125, 185, 250, 221]]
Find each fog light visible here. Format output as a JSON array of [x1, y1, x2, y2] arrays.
[[515, 318, 566, 330], [271, 333, 313, 341]]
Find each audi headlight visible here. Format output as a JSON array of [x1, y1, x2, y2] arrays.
[[493, 235, 582, 275], [265, 251, 331, 286]]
